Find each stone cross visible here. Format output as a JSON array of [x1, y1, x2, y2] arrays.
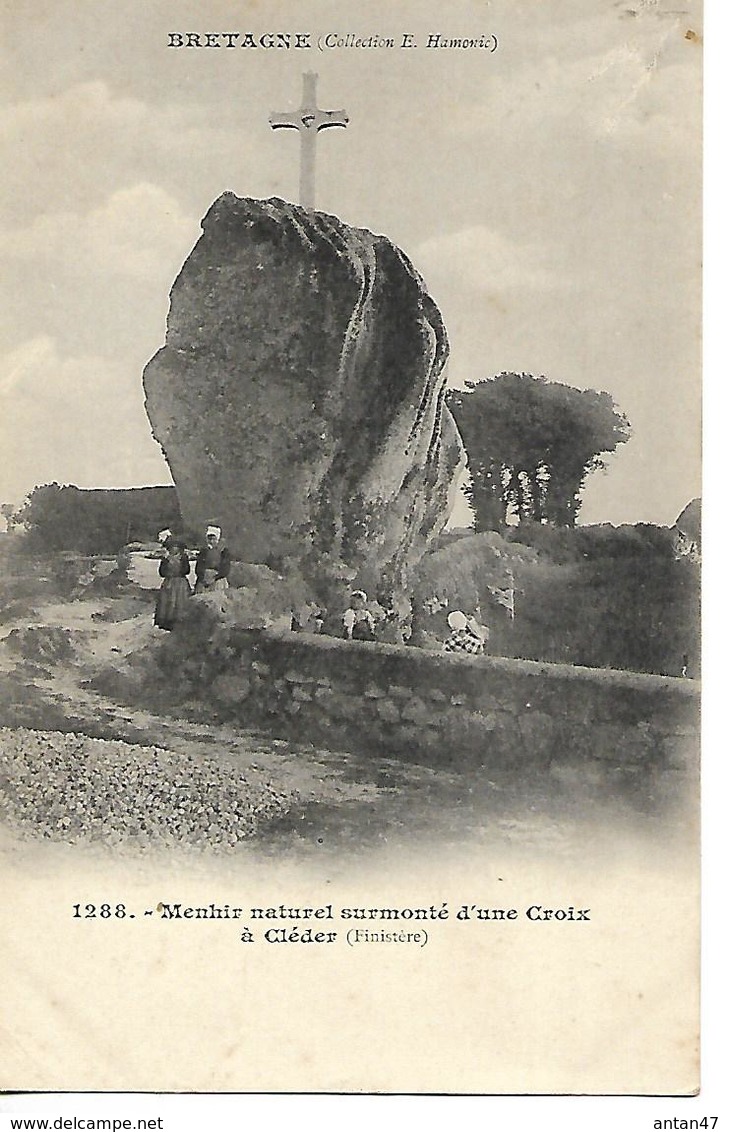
[[269, 72, 348, 209]]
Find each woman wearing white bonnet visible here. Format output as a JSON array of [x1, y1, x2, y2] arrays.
[[444, 609, 486, 655], [342, 589, 376, 641], [153, 530, 191, 630], [194, 524, 231, 593]]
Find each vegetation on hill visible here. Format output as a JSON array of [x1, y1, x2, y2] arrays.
[[413, 523, 698, 677], [10, 483, 182, 554]]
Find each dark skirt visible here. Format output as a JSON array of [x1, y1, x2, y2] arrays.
[[154, 576, 192, 630]]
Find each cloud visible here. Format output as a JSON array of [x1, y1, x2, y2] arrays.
[[0, 80, 148, 141], [0, 81, 248, 227], [2, 183, 199, 282], [413, 226, 568, 294], [455, 17, 698, 150], [0, 336, 170, 503]]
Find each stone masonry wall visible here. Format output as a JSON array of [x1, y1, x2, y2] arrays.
[[182, 626, 699, 780]]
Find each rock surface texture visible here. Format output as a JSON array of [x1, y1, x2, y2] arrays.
[[143, 194, 464, 598]]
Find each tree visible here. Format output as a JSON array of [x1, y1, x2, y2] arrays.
[[446, 374, 630, 530]]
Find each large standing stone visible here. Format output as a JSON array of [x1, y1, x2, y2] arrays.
[[143, 194, 464, 598]]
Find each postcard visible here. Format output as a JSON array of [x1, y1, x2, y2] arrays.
[[0, 0, 702, 1097]]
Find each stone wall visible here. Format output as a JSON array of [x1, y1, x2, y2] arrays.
[[178, 625, 699, 779]]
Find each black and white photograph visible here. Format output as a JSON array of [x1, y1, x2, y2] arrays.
[[0, 0, 707, 1105]]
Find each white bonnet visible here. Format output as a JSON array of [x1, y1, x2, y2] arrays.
[[447, 610, 468, 631]]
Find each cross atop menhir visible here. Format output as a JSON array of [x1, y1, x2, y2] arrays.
[[270, 73, 348, 210]]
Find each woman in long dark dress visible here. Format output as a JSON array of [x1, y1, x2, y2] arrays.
[[154, 536, 192, 630]]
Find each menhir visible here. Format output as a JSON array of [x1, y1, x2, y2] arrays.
[[143, 193, 465, 601]]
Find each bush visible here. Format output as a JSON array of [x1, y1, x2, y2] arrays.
[[507, 521, 676, 564]]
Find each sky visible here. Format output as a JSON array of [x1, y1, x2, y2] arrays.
[[0, 0, 702, 527]]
